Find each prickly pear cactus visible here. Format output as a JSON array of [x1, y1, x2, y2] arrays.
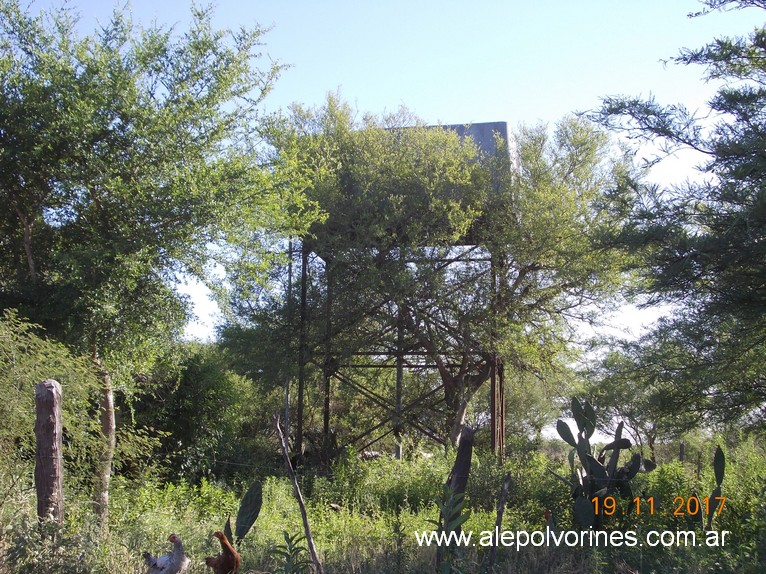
[[554, 397, 655, 529], [705, 446, 725, 530], [224, 480, 263, 545], [236, 480, 263, 542]]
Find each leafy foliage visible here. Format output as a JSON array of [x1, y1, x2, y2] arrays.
[[132, 343, 274, 483], [231, 96, 639, 448], [235, 480, 264, 543], [5, 518, 92, 574], [591, 0, 766, 429], [269, 531, 314, 574], [0, 0, 319, 379], [0, 435, 764, 573], [0, 0, 321, 527], [0, 310, 100, 484]]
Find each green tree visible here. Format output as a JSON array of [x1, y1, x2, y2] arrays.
[[586, 339, 699, 459], [234, 96, 636, 450], [591, 0, 766, 429], [0, 0, 318, 527], [132, 343, 276, 483], [0, 311, 100, 488]]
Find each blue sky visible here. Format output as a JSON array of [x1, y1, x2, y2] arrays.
[[38, 0, 759, 125], [31, 0, 762, 338]]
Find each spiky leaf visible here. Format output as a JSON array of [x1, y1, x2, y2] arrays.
[[583, 400, 597, 438], [625, 453, 642, 480], [583, 454, 607, 482], [557, 419, 577, 447], [447, 510, 471, 532], [235, 480, 263, 542], [714, 446, 725, 487], [224, 515, 233, 547], [612, 421, 623, 442], [576, 435, 591, 462], [606, 422, 626, 480], [571, 398, 597, 438], [706, 485, 723, 530], [602, 438, 631, 452], [571, 398, 586, 434]]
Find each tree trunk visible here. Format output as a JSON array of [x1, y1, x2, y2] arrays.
[[437, 425, 475, 570], [403, 308, 492, 447], [648, 433, 657, 463], [22, 218, 36, 282], [34, 379, 64, 528], [274, 415, 325, 574], [448, 396, 471, 448], [92, 352, 115, 530], [12, 204, 37, 282], [441, 358, 491, 447]]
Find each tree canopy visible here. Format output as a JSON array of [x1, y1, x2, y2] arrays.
[[227, 96, 638, 449], [0, 0, 320, 525], [0, 310, 101, 482], [0, 0, 318, 375], [590, 0, 766, 430]]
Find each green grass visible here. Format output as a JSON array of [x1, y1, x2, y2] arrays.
[[2, 441, 765, 573]]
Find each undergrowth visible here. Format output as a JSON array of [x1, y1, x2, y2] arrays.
[[1, 440, 765, 573]]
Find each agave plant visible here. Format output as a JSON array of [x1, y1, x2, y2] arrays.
[[706, 446, 726, 530], [269, 531, 313, 574], [432, 484, 470, 574]]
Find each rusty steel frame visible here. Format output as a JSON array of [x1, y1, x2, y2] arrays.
[[292, 240, 505, 463]]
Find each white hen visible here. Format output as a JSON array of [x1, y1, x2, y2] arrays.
[[143, 533, 191, 574]]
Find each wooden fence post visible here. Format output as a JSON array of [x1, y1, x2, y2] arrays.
[[34, 379, 64, 526]]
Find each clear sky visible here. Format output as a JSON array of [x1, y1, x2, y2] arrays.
[[36, 0, 759, 124], [30, 0, 762, 338]]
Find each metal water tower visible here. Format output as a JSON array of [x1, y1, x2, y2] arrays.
[[292, 121, 511, 463]]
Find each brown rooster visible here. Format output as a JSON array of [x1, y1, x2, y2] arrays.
[[205, 531, 241, 574]]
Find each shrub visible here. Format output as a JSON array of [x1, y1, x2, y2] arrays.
[[0, 310, 101, 491]]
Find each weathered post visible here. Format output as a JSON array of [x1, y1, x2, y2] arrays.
[[34, 379, 64, 526]]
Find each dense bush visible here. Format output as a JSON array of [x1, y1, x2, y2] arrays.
[[2, 436, 766, 573], [131, 343, 284, 483], [1, 338, 764, 574], [312, 448, 453, 512], [0, 310, 101, 490]]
